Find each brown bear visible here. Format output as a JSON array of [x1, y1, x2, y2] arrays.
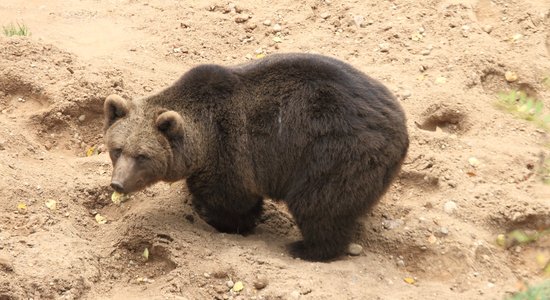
[[103, 53, 409, 261]]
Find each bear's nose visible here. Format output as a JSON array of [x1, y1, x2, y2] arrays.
[[110, 181, 126, 193]]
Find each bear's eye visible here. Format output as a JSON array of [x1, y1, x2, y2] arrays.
[[136, 154, 150, 163], [110, 148, 122, 160]]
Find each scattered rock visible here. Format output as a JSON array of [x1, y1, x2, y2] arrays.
[[443, 201, 458, 214], [382, 219, 404, 230], [482, 25, 493, 33], [468, 157, 480, 167], [245, 23, 257, 31], [401, 90, 412, 99], [379, 43, 390, 53], [235, 14, 250, 23], [461, 25, 470, 37], [421, 49, 431, 56], [226, 280, 234, 288], [512, 33, 523, 42], [347, 243, 363, 256], [353, 15, 365, 28], [78, 114, 86, 122], [272, 24, 282, 32], [253, 275, 268, 290], [396, 258, 405, 267], [263, 19, 271, 26], [320, 12, 331, 19]]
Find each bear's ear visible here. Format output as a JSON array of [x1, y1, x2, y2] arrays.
[[104, 94, 129, 130], [156, 110, 185, 139]]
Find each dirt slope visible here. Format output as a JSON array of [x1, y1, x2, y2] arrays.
[[0, 0, 549, 299]]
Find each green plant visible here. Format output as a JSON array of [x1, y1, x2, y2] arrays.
[[2, 22, 30, 37], [496, 90, 550, 130], [508, 280, 550, 300], [537, 154, 550, 185]]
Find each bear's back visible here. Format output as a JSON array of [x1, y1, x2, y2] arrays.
[[221, 54, 409, 197]]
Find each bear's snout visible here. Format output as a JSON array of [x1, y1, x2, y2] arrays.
[[110, 181, 125, 193]]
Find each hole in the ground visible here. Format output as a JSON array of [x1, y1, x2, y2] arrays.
[[416, 103, 468, 134], [79, 185, 112, 210], [113, 232, 178, 280]]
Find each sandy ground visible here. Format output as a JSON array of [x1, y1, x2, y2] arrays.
[[0, 0, 550, 299]]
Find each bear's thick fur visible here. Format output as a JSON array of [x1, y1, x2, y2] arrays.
[[104, 53, 409, 261]]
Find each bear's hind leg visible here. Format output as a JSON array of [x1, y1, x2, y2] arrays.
[[285, 176, 368, 261], [287, 206, 357, 261]]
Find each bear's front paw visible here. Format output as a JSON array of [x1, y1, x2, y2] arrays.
[[288, 241, 343, 262]]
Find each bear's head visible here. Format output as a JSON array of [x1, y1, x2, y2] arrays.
[[103, 94, 193, 194]]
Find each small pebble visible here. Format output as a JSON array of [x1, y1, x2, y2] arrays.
[[401, 90, 412, 99], [482, 24, 493, 33], [226, 280, 234, 288], [290, 291, 301, 299], [379, 43, 390, 53], [421, 49, 431, 56], [263, 19, 271, 26], [353, 15, 365, 28], [234, 14, 250, 23], [320, 12, 331, 19], [78, 115, 86, 122], [272, 24, 282, 32], [347, 243, 363, 256], [253, 276, 268, 290], [440, 227, 449, 235], [396, 259, 405, 267], [443, 201, 457, 214]]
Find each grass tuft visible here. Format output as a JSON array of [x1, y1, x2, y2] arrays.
[[2, 22, 30, 37], [496, 90, 550, 131], [508, 280, 550, 300]]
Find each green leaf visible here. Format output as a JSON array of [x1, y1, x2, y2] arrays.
[[533, 101, 544, 116], [508, 230, 537, 244]]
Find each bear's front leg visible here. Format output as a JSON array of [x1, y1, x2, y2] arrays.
[[186, 175, 264, 234], [191, 195, 263, 234]]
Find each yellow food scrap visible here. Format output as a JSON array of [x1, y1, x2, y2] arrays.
[[111, 191, 129, 204], [143, 248, 150, 261], [86, 146, 98, 157], [411, 32, 423, 41], [496, 234, 506, 247], [45, 199, 57, 210], [232, 281, 244, 292], [505, 71, 518, 82], [435, 76, 447, 84], [17, 202, 27, 214], [404, 277, 416, 284], [95, 213, 107, 224]]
